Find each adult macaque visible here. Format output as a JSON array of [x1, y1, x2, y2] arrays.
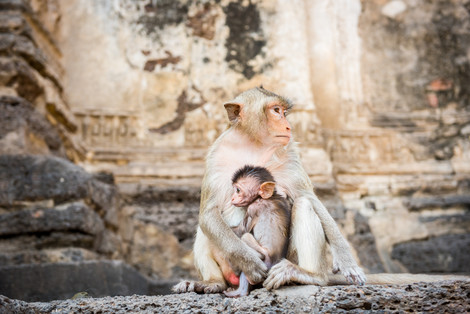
[[173, 86, 466, 294], [173, 86, 364, 294], [223, 165, 290, 297]]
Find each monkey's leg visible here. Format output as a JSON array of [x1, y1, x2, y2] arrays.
[[240, 233, 270, 266], [211, 244, 240, 286], [264, 196, 328, 290], [172, 227, 227, 294], [309, 194, 366, 285], [223, 272, 250, 298]]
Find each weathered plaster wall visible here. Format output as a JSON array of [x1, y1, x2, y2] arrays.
[[55, 0, 331, 185], [50, 0, 339, 281], [47, 0, 470, 276], [1, 0, 469, 301], [355, 0, 470, 273]]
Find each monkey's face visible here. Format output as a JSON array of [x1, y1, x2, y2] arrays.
[[264, 102, 291, 146], [231, 178, 259, 207]]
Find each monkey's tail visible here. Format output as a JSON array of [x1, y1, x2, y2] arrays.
[[327, 273, 470, 286]]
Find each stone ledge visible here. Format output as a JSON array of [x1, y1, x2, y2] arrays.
[[0, 260, 175, 302], [0, 154, 117, 212], [0, 202, 104, 237], [1, 280, 469, 313]]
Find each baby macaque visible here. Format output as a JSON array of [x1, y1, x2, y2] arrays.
[[224, 165, 291, 297]]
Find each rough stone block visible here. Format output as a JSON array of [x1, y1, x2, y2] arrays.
[[0, 55, 43, 102], [0, 154, 117, 212], [121, 185, 200, 245], [0, 232, 95, 252], [404, 195, 470, 211], [0, 248, 100, 265], [0, 202, 104, 236], [349, 212, 385, 273], [0, 260, 157, 302], [0, 96, 63, 154], [391, 233, 470, 273]]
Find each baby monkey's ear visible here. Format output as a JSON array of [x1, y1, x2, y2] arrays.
[[259, 182, 275, 199]]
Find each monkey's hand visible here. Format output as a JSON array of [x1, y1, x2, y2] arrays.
[[332, 260, 366, 285], [228, 242, 267, 284]]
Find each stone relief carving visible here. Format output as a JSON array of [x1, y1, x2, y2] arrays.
[[325, 131, 417, 166], [75, 111, 140, 148]]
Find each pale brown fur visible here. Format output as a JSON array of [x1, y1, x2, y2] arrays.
[[223, 166, 290, 297], [172, 87, 361, 294], [172, 87, 467, 294]]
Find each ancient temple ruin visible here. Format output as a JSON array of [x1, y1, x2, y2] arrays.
[[0, 0, 469, 302]]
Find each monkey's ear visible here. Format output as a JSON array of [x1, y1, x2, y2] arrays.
[[259, 182, 275, 199], [224, 103, 243, 123]]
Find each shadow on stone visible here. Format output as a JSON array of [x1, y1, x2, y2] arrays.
[[0, 260, 176, 302]]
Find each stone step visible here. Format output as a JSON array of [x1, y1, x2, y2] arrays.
[[0, 248, 100, 265], [0, 154, 117, 211], [0, 202, 104, 237], [0, 260, 176, 302]]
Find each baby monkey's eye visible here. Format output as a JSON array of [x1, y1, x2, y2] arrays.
[[274, 106, 281, 114], [236, 187, 240, 193]]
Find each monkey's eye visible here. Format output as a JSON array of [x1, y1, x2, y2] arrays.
[[236, 187, 240, 193]]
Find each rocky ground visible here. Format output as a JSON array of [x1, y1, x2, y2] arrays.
[[1, 280, 469, 313]]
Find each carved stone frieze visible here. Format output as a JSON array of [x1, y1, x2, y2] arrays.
[[74, 110, 141, 149]]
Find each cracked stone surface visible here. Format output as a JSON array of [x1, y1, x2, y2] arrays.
[[1, 280, 469, 313]]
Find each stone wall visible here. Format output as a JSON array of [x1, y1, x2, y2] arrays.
[[0, 0, 165, 301], [0, 0, 97, 264], [51, 0, 469, 276], [354, 0, 470, 273], [0, 0, 469, 301], [0, 0, 82, 159]]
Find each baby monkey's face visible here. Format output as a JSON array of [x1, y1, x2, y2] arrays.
[[231, 177, 259, 207]]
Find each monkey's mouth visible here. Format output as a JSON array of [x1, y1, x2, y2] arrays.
[[275, 135, 291, 140]]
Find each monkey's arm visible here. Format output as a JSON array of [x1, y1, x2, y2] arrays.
[[240, 233, 270, 266], [243, 213, 258, 234], [286, 161, 365, 284], [308, 193, 366, 284], [231, 223, 245, 238], [282, 161, 366, 284], [198, 192, 267, 284]]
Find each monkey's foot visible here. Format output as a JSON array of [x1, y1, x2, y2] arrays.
[[335, 265, 366, 285], [172, 280, 226, 294], [172, 280, 195, 293], [264, 259, 327, 290], [332, 250, 366, 285], [202, 281, 227, 294], [223, 288, 248, 298]]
